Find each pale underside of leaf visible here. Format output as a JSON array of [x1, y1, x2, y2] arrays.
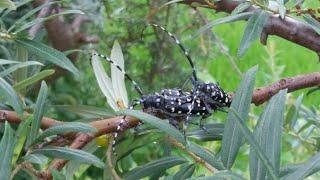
[[92, 53, 119, 111], [111, 40, 128, 108]]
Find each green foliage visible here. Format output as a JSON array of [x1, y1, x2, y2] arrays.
[[0, 122, 15, 180], [303, 14, 320, 35], [15, 39, 79, 76], [0, 0, 319, 179], [0, 0, 16, 10], [124, 156, 187, 180], [27, 81, 48, 146], [13, 69, 55, 91], [238, 10, 269, 57], [173, 163, 195, 179], [33, 122, 97, 144], [0, 77, 24, 116]]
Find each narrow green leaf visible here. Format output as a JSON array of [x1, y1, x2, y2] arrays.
[[28, 81, 48, 146], [194, 12, 253, 37], [286, 94, 304, 128], [20, 153, 48, 165], [0, 61, 43, 77], [65, 141, 98, 179], [221, 66, 257, 169], [0, 0, 16, 10], [160, 0, 183, 9], [1, 0, 32, 17], [283, 152, 320, 180], [55, 105, 115, 118], [173, 163, 195, 180], [121, 109, 186, 145], [0, 59, 20, 65], [229, 108, 278, 180], [237, 10, 269, 57], [0, 122, 15, 180], [117, 133, 163, 161], [92, 53, 119, 111], [187, 123, 224, 141], [15, 39, 79, 76], [13, 69, 55, 91], [187, 142, 225, 170], [14, 10, 84, 33], [250, 89, 287, 180], [124, 156, 187, 180], [8, 1, 60, 32], [51, 169, 66, 180], [257, 0, 269, 6], [111, 40, 128, 107], [13, 46, 28, 85], [12, 115, 32, 165], [0, 77, 24, 116], [303, 14, 320, 35], [188, 171, 246, 180], [231, 2, 252, 15], [31, 146, 104, 168], [280, 162, 320, 178], [34, 122, 97, 144]]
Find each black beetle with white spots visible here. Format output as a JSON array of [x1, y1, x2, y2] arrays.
[[90, 24, 231, 154]]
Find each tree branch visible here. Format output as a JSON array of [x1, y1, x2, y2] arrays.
[[251, 72, 320, 105], [181, 0, 320, 57]]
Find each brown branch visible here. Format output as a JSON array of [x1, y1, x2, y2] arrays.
[[251, 72, 320, 105], [0, 110, 62, 129], [181, 0, 320, 57]]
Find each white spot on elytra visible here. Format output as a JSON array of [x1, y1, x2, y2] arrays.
[[171, 107, 175, 112]]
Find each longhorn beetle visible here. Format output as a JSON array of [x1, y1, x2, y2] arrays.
[[90, 24, 231, 153]]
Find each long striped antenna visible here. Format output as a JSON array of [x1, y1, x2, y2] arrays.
[[90, 52, 144, 96], [146, 24, 198, 82]]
